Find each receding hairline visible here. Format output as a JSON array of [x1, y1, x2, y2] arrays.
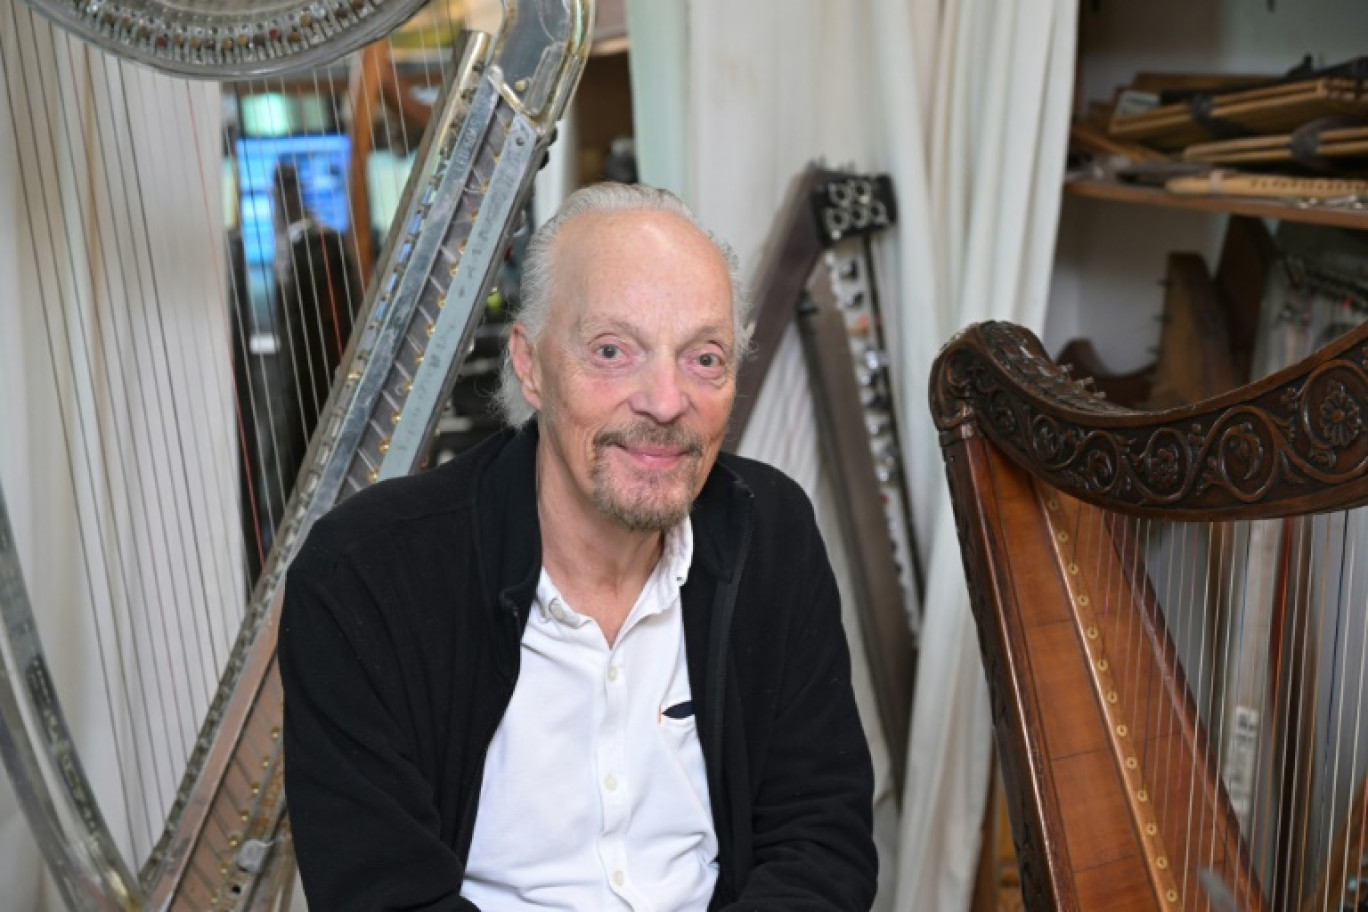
[[532, 206, 736, 324], [545, 206, 733, 275]]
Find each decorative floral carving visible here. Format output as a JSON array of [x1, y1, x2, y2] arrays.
[[987, 389, 1019, 436], [930, 320, 1368, 518], [1147, 443, 1180, 489], [1318, 380, 1362, 447], [1030, 416, 1065, 462], [1082, 441, 1117, 489], [1212, 421, 1268, 487]]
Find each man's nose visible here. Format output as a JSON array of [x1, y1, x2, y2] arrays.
[[630, 357, 689, 424]]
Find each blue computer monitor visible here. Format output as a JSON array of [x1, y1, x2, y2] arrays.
[[235, 134, 351, 266]]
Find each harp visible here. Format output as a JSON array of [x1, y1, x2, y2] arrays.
[[0, 0, 591, 908], [932, 318, 1368, 910], [729, 167, 919, 796]]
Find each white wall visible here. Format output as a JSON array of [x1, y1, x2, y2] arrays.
[[1044, 0, 1368, 372]]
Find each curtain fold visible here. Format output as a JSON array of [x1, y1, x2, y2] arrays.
[[894, 0, 1076, 907], [624, 0, 690, 199]]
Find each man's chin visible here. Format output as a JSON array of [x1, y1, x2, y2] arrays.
[[607, 506, 689, 533], [593, 483, 694, 533], [590, 449, 707, 530]]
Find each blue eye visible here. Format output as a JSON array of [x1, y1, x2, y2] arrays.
[[597, 344, 621, 359]]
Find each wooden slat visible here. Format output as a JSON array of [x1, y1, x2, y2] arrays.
[[1053, 752, 1143, 873], [1063, 178, 1368, 232], [1027, 621, 1109, 760], [942, 437, 1078, 910]]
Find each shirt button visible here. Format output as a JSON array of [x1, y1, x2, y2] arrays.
[[549, 601, 568, 623], [607, 665, 620, 683], [612, 870, 626, 886], [603, 773, 618, 792]]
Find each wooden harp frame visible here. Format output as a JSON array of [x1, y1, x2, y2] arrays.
[[931, 318, 1368, 910]]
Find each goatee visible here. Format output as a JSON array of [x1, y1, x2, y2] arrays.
[[591, 422, 705, 532]]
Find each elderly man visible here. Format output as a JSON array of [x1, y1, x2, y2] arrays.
[[280, 183, 877, 910]]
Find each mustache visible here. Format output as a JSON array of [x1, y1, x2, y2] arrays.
[[594, 422, 705, 456]]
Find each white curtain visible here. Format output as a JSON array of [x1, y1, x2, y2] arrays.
[[894, 0, 1076, 907], [626, 0, 1077, 908]]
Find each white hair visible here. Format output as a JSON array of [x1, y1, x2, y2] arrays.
[[495, 182, 752, 427]]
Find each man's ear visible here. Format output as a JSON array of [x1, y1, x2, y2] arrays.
[[508, 322, 542, 412]]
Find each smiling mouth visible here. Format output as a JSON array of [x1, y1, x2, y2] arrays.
[[615, 443, 695, 470], [627, 443, 688, 458], [595, 424, 704, 468]]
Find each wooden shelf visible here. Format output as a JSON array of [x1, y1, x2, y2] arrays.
[[1064, 176, 1368, 231]]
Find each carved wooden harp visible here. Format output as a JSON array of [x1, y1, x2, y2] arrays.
[[933, 319, 1368, 911], [0, 1, 591, 908]]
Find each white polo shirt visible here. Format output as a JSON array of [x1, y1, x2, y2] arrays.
[[460, 519, 718, 910]]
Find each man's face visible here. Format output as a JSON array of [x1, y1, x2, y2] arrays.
[[510, 209, 736, 532]]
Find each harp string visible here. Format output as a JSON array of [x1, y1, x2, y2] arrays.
[[1196, 519, 1214, 891], [1268, 518, 1291, 905], [1210, 519, 1230, 896], [1172, 519, 1193, 889], [1217, 521, 1239, 879], [131, 60, 239, 696], [104, 45, 219, 705], [309, 69, 360, 352], [97, 48, 194, 840], [109, 34, 236, 853], [1309, 511, 1338, 908], [1295, 513, 1320, 906], [1238, 518, 1262, 910], [104, 41, 219, 846], [1329, 509, 1362, 911], [6, 2, 225, 856], [1191, 520, 1212, 890], [219, 76, 274, 580], [1011, 484, 1368, 906], [1209, 520, 1231, 880], [1161, 513, 1184, 871], [1296, 512, 1321, 904], [1271, 516, 1297, 907], [240, 72, 298, 557], [1186, 515, 1208, 887], [1132, 514, 1154, 846], [91, 45, 233, 854], [1, 2, 151, 854], [1241, 516, 1257, 893], [371, 34, 408, 235], [1252, 518, 1277, 900], [1346, 508, 1368, 911], [1317, 512, 1349, 906], [18, 5, 196, 854], [181, 82, 261, 599], [1072, 501, 1368, 908]]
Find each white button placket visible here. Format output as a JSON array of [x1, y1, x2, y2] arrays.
[[598, 639, 633, 906]]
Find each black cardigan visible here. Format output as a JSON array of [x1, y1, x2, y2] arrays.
[[280, 426, 877, 910]]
